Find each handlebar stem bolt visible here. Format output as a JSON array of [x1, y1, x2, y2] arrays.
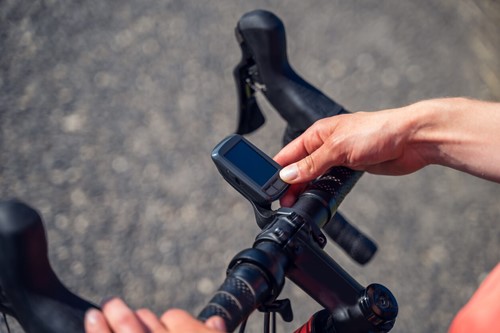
[[273, 227, 289, 241]]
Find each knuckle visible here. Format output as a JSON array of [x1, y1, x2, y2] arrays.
[[325, 129, 352, 164], [313, 117, 328, 128], [301, 154, 317, 175]]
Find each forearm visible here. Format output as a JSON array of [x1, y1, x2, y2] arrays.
[[407, 98, 500, 182], [276, 96, 500, 193]]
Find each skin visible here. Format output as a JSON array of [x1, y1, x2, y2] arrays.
[[274, 98, 500, 206], [85, 97, 500, 333], [274, 97, 500, 333], [84, 298, 226, 333]]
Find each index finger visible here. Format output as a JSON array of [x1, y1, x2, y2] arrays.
[[273, 136, 307, 167], [85, 309, 111, 333], [101, 298, 148, 333], [273, 127, 326, 167]]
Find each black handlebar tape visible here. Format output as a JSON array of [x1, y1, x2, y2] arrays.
[[305, 168, 378, 264], [324, 213, 377, 265], [300, 167, 364, 227], [0, 200, 98, 333], [198, 263, 273, 332]]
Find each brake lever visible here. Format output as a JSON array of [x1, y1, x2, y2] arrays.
[[233, 28, 266, 135], [233, 10, 346, 144], [233, 10, 379, 265]]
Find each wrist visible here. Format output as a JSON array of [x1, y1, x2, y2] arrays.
[[402, 98, 469, 168]]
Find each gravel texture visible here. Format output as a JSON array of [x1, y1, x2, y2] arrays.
[[1, 1, 499, 332]]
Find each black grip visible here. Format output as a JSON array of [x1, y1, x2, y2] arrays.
[[198, 263, 272, 332], [307, 167, 363, 217], [324, 213, 378, 265], [308, 168, 378, 264]]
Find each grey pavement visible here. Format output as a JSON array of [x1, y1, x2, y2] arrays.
[[1, 1, 499, 332]]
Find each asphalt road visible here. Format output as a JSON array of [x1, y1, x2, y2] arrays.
[[1, 1, 499, 332]]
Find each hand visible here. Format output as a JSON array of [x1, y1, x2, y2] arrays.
[[84, 298, 226, 333], [275, 98, 500, 206], [274, 105, 428, 206]]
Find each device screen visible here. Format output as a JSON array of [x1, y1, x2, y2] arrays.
[[224, 140, 277, 186]]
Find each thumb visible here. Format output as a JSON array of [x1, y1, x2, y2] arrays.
[[279, 148, 333, 184]]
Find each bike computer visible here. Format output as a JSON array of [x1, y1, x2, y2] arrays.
[[212, 134, 289, 205]]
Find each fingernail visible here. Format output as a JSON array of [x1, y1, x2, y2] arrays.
[[206, 317, 226, 332], [85, 309, 101, 326], [280, 165, 298, 182]]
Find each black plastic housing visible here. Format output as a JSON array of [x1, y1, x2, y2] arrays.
[[0, 200, 97, 333], [212, 134, 289, 206]]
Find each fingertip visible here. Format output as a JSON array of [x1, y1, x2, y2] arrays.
[[205, 316, 226, 332], [279, 164, 299, 183], [135, 308, 157, 322], [279, 183, 308, 207], [272, 153, 286, 166], [85, 308, 102, 326], [84, 308, 107, 332], [279, 194, 296, 207], [100, 296, 120, 307], [160, 308, 189, 323], [100, 297, 126, 311]]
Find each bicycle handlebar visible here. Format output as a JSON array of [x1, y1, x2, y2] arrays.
[[198, 10, 398, 332], [234, 9, 377, 264], [198, 245, 287, 331], [234, 9, 346, 144], [198, 167, 397, 332], [0, 9, 397, 333], [0, 200, 97, 333]]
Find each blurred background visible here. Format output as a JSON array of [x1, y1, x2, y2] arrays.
[[1, 1, 499, 332]]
